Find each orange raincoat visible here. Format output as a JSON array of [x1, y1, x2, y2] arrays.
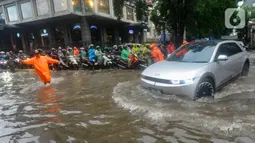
[[22, 56, 59, 83], [176, 41, 189, 56], [151, 46, 164, 62], [73, 47, 79, 56]]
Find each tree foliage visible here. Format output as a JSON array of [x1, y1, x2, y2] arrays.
[[113, 0, 125, 20], [135, 0, 148, 22], [186, 0, 235, 39], [150, 0, 236, 45], [113, 0, 148, 22], [243, 4, 255, 19]]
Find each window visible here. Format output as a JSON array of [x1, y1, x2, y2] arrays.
[[126, 6, 134, 21], [53, 0, 68, 12], [98, 0, 110, 14], [112, 0, 118, 17], [216, 44, 231, 58], [36, 0, 49, 16], [167, 43, 216, 63], [216, 43, 243, 59], [0, 8, 4, 20], [228, 43, 243, 55], [21, 2, 33, 19], [7, 5, 18, 21], [85, 0, 94, 12], [0, 13, 4, 20], [73, 0, 82, 12]]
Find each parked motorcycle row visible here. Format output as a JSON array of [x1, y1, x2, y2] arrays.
[[48, 45, 150, 71], [0, 44, 152, 72], [0, 50, 32, 72]]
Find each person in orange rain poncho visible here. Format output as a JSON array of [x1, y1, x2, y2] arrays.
[[73, 46, 79, 56], [176, 40, 189, 56], [150, 43, 164, 63], [21, 49, 59, 85]]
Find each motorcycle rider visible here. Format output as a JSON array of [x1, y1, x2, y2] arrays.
[[67, 47, 73, 56], [57, 47, 64, 58], [80, 47, 87, 59], [95, 46, 104, 65], [176, 41, 189, 56], [121, 45, 131, 67], [142, 44, 152, 65], [150, 43, 164, 63], [141, 44, 148, 59], [167, 41, 175, 54], [17, 50, 26, 59], [73, 46, 79, 56], [132, 44, 140, 56], [88, 44, 96, 64], [21, 49, 59, 85], [0, 51, 7, 60], [50, 48, 58, 59]]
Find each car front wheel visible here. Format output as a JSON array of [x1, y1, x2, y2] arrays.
[[241, 62, 249, 76], [195, 78, 215, 100]]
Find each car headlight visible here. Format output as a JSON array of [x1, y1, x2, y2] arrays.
[[171, 78, 195, 85]]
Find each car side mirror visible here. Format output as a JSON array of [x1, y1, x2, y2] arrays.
[[217, 55, 228, 61]]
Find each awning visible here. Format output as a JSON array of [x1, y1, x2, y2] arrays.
[[125, 22, 149, 29]]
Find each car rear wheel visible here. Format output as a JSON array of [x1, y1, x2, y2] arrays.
[[241, 62, 249, 76], [195, 78, 215, 100]]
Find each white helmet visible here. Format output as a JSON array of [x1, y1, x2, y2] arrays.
[[89, 44, 94, 49]]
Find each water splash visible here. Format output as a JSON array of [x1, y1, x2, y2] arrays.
[[19, 77, 64, 94], [112, 80, 255, 140]]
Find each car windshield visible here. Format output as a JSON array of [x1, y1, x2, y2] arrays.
[[167, 43, 216, 63]]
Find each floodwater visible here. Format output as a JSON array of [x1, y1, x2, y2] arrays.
[[0, 57, 255, 142]]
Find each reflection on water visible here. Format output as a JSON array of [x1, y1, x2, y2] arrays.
[[0, 65, 254, 142], [36, 85, 62, 124]]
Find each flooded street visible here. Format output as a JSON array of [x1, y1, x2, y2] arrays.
[[0, 59, 255, 142]]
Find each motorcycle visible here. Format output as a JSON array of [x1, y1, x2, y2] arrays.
[[0, 58, 8, 69], [67, 55, 79, 70], [113, 53, 147, 70], [49, 52, 59, 70], [102, 54, 113, 68], [80, 57, 94, 69], [18, 54, 31, 69]]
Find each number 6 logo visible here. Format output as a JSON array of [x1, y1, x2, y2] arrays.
[[225, 8, 245, 29]]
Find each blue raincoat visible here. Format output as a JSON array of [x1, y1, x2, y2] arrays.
[[88, 48, 96, 62]]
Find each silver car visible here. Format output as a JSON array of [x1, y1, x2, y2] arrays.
[[141, 40, 250, 100]]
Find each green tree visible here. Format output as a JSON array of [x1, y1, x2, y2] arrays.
[[243, 4, 255, 19], [150, 0, 236, 46], [113, 0, 125, 20], [113, 0, 148, 21], [187, 0, 235, 39], [135, 0, 148, 22]]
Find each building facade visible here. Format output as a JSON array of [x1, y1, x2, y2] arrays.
[[0, 0, 145, 53]]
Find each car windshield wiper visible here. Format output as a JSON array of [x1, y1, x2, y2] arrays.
[[180, 61, 207, 63], [190, 61, 207, 63]]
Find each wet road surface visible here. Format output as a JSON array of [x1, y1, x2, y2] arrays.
[[0, 56, 255, 142]]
